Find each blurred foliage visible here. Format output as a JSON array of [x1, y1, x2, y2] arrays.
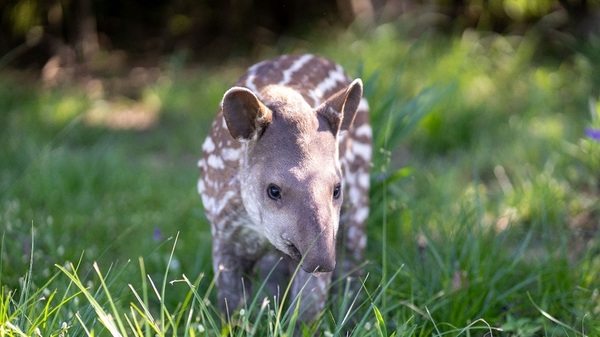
[[0, 0, 340, 66], [1, 0, 600, 70]]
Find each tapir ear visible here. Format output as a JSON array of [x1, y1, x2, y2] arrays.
[[317, 79, 363, 133], [222, 87, 272, 140]]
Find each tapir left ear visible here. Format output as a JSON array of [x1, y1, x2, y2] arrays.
[[317, 79, 363, 134], [222, 87, 272, 140]]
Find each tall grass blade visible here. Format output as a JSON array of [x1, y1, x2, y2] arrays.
[[56, 263, 124, 337], [75, 312, 94, 336], [136, 257, 151, 337], [92, 262, 128, 334], [5, 321, 30, 337], [179, 274, 221, 334], [372, 303, 387, 337], [425, 306, 441, 337], [158, 232, 181, 333], [128, 284, 160, 334], [527, 293, 587, 336]]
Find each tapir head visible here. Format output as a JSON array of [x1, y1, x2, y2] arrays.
[[221, 80, 363, 273]]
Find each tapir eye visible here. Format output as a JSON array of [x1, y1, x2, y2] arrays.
[[267, 184, 282, 200], [333, 184, 342, 200]]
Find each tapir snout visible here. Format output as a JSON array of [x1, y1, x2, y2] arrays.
[[297, 235, 337, 273], [293, 211, 337, 273]]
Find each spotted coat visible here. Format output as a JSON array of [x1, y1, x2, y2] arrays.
[[198, 54, 372, 322]]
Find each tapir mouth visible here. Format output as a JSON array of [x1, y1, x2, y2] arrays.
[[284, 240, 302, 262]]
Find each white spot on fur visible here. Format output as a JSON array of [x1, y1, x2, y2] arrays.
[[353, 207, 369, 224], [314, 66, 346, 96], [343, 151, 355, 165], [352, 141, 372, 161], [222, 147, 241, 161], [282, 55, 313, 84], [208, 154, 225, 169], [202, 137, 215, 152], [358, 98, 369, 113], [348, 227, 359, 241], [204, 178, 215, 189], [246, 58, 267, 75], [216, 190, 237, 214], [358, 233, 367, 250], [201, 194, 216, 214], [197, 179, 205, 194], [344, 166, 357, 188], [354, 124, 372, 139], [307, 89, 321, 106], [349, 186, 361, 205], [244, 74, 259, 93], [358, 171, 370, 188]]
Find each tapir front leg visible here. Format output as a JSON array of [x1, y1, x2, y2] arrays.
[[256, 251, 291, 304], [290, 268, 332, 323], [212, 239, 254, 316]]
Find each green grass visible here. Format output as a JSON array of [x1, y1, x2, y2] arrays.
[[1, 21, 600, 336]]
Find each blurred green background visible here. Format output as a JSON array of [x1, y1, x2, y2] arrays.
[[1, 0, 600, 335]]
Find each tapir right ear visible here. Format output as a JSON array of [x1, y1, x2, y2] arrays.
[[316, 79, 363, 134], [222, 87, 272, 140]]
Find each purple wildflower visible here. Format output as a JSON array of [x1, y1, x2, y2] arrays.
[[153, 227, 163, 241], [585, 128, 600, 142]]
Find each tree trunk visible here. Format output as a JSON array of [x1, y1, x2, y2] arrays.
[[72, 0, 98, 63]]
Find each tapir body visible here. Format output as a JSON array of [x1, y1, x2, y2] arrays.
[[198, 54, 372, 322]]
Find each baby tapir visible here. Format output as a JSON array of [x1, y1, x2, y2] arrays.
[[198, 54, 372, 322]]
